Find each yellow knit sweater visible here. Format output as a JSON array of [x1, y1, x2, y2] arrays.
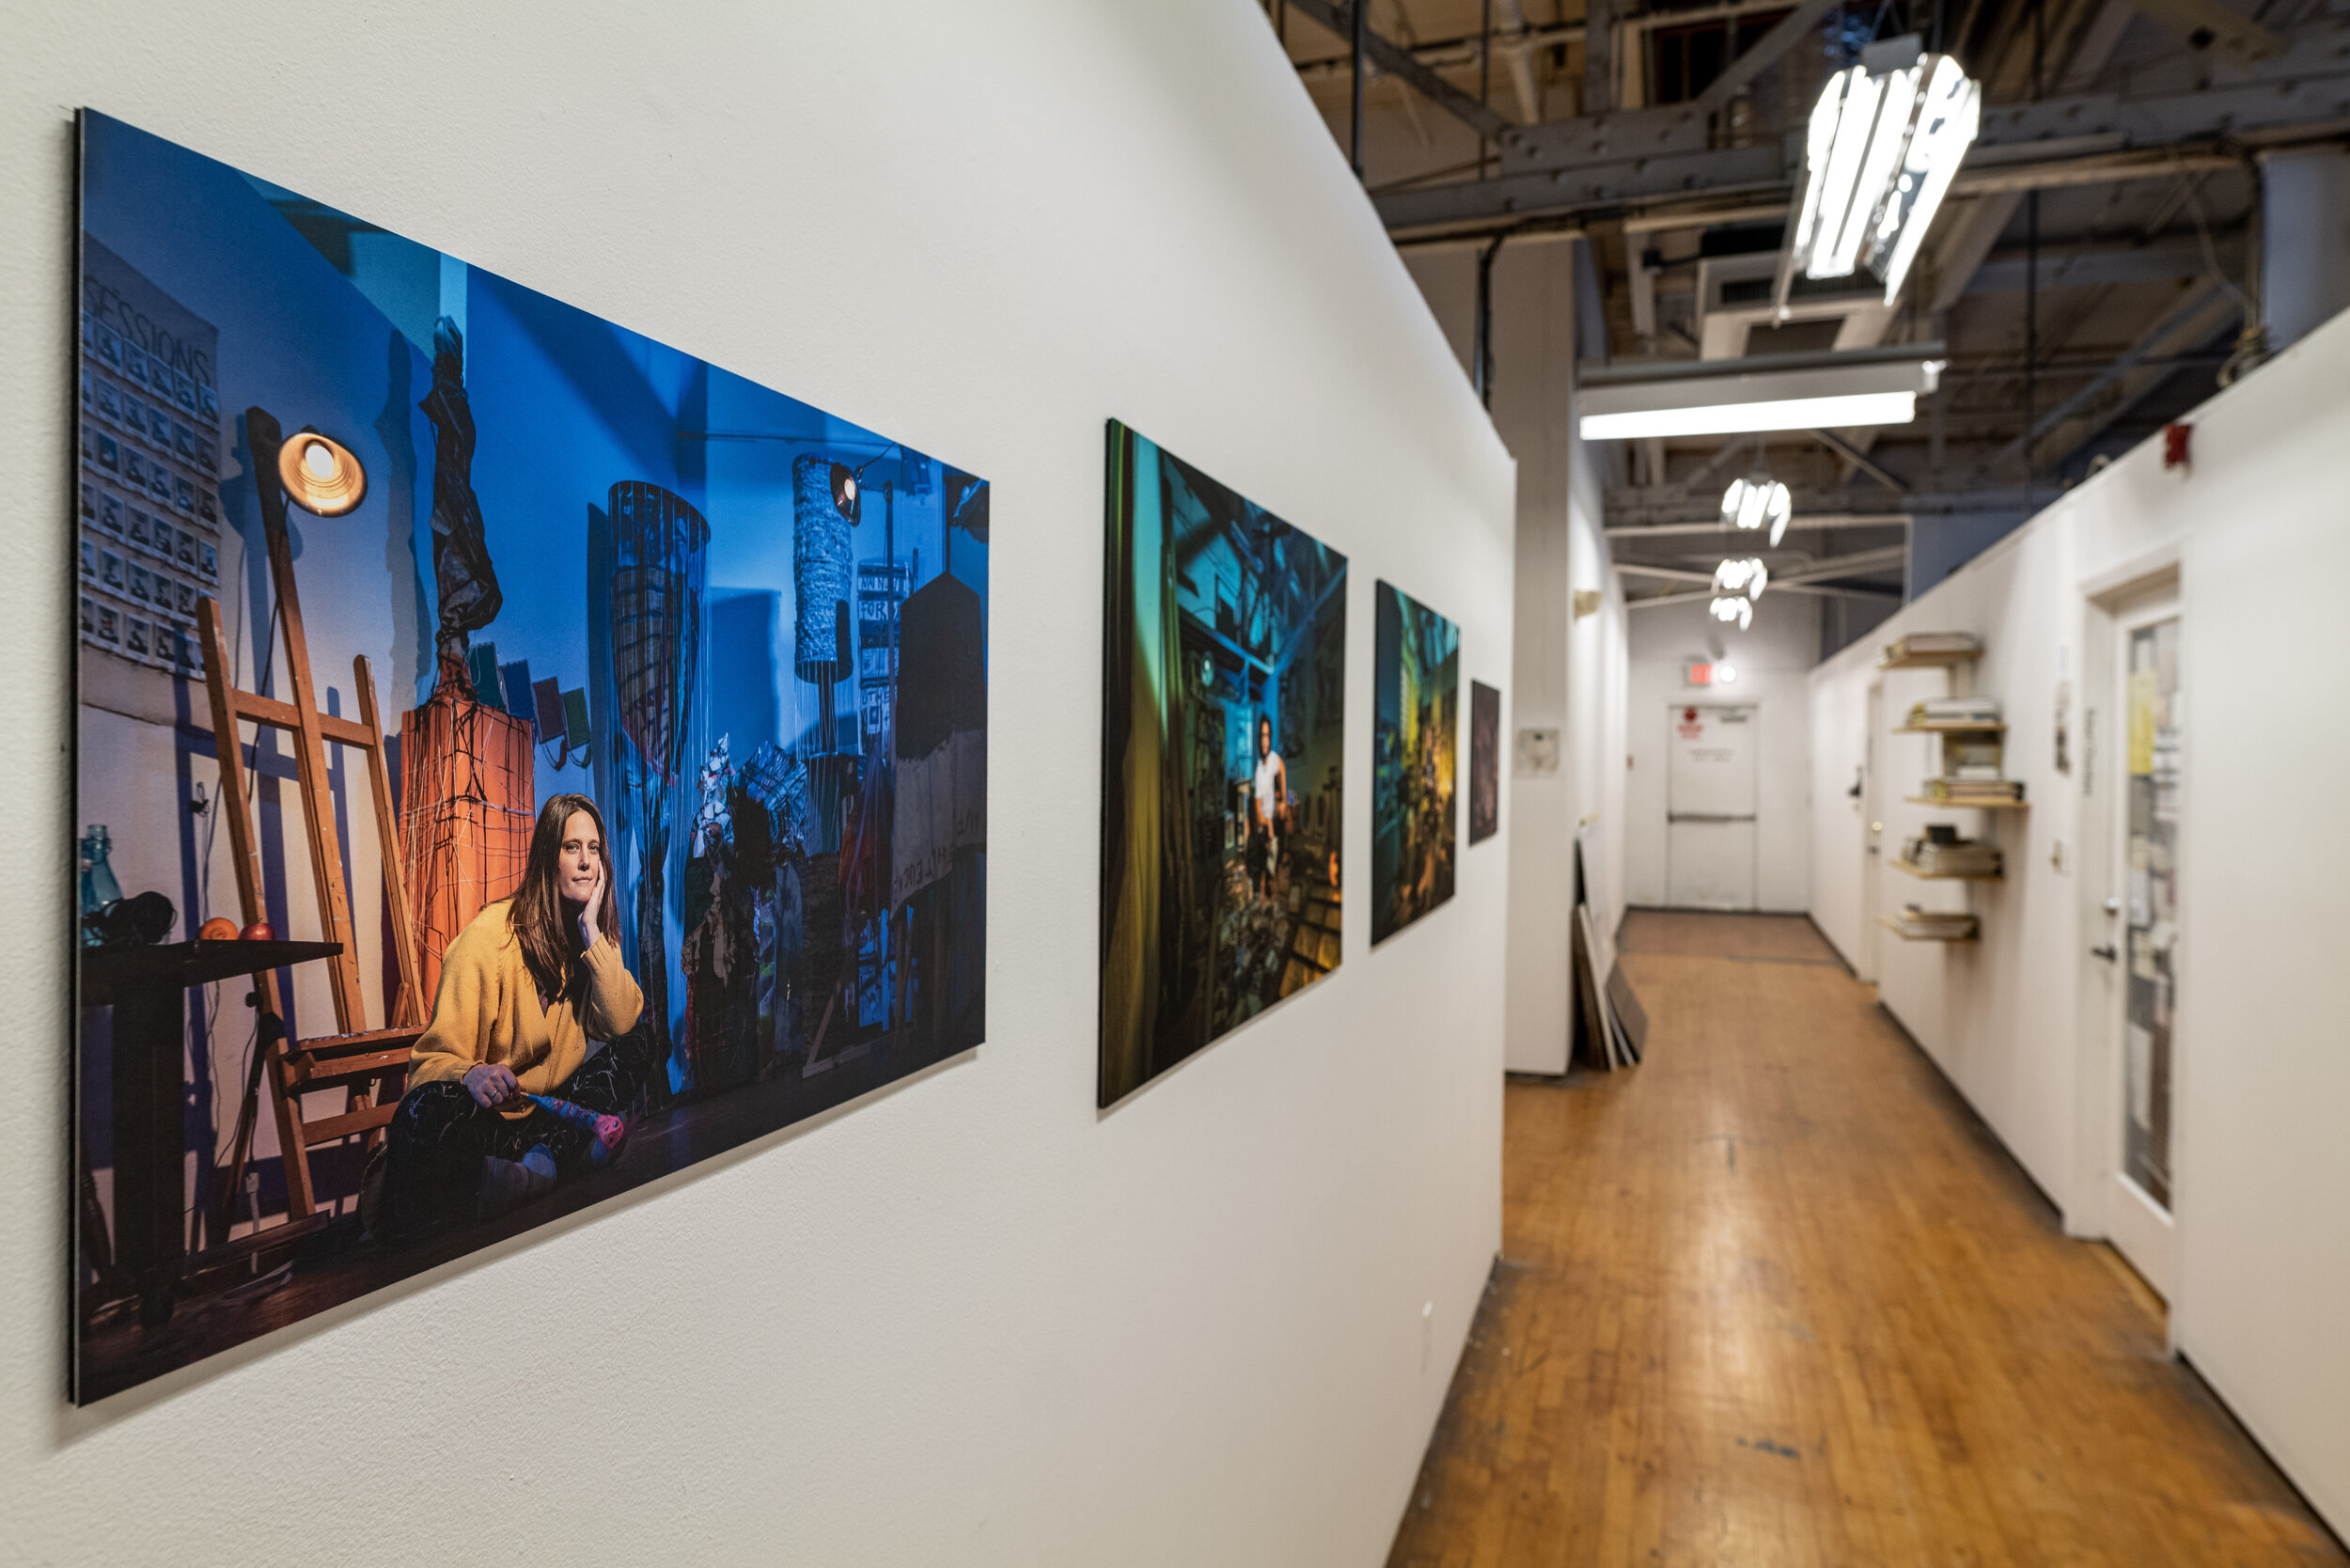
[[408, 900, 646, 1118]]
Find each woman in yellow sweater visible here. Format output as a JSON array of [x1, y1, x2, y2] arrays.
[[377, 792, 652, 1239]]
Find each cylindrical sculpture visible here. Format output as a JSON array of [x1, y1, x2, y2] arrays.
[[792, 454, 853, 688]]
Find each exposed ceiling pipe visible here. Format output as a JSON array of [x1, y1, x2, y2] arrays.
[[1495, 0, 1543, 123]]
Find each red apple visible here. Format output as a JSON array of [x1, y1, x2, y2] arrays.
[[239, 920, 275, 942]]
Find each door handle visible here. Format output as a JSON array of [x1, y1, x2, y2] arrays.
[[2091, 945, 2117, 963]]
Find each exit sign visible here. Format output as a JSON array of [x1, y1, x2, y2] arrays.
[[1685, 662, 1714, 686]]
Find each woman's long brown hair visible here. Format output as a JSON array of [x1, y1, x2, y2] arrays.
[[509, 792, 621, 1001]]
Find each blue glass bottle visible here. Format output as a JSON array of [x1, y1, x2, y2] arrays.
[[79, 825, 122, 945]]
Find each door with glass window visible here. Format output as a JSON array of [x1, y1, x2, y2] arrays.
[[2108, 605, 2181, 1295]]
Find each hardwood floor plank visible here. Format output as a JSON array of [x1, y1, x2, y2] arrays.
[[1392, 911, 2346, 1567]]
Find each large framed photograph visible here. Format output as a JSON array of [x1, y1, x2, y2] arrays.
[[70, 111, 988, 1401], [1099, 422, 1347, 1105]]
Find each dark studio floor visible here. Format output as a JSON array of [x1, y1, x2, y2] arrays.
[[77, 1023, 971, 1403]]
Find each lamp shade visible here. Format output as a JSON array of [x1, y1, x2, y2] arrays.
[[277, 431, 367, 516]]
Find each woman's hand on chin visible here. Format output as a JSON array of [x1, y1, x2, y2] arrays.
[[576, 860, 608, 950], [463, 1061, 524, 1109]]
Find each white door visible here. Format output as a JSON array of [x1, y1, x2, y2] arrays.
[[1666, 702, 1757, 910], [2104, 600, 2182, 1297], [1858, 682, 1885, 980]]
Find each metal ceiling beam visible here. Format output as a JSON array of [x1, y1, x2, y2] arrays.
[[1983, 281, 2245, 478], [1605, 483, 2032, 525], [1694, 0, 1847, 113], [1606, 513, 1912, 538], [1971, 279, 2226, 478], [1963, 237, 2242, 295], [1374, 31, 2350, 239], [1809, 428, 1904, 491], [1292, 20, 1583, 86], [1776, 545, 1911, 583], [1613, 544, 1907, 585], [1282, 0, 1519, 145], [1624, 582, 1903, 606]]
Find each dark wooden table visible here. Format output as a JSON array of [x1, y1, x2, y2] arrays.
[[81, 938, 341, 1326]]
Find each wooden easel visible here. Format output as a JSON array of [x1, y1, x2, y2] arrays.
[[199, 405, 425, 1235]]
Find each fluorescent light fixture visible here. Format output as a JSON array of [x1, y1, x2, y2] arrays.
[[1722, 478, 1793, 546], [1714, 557, 1769, 599], [1778, 38, 1980, 307], [1709, 595, 1755, 631], [1579, 349, 1936, 440], [1584, 391, 1914, 440]]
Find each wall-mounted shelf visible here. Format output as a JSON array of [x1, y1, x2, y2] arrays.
[[1905, 795, 2028, 810], [1890, 856, 2001, 882], [1894, 720, 2006, 734], [1879, 647, 1981, 669], [1879, 912, 1980, 942]]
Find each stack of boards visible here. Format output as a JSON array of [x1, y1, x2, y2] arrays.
[[1571, 839, 1647, 1070]]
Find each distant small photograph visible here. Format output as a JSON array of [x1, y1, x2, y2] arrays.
[[1468, 680, 1499, 844], [1371, 581, 1458, 943]]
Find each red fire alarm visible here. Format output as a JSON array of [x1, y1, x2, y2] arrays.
[[2163, 422, 2192, 471]]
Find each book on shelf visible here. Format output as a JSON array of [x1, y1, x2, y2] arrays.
[[1885, 632, 1981, 661], [1919, 777, 2024, 803], [1902, 835, 2002, 874], [1890, 904, 1979, 937], [1918, 696, 2001, 723]]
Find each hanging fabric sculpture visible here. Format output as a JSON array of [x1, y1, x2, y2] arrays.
[[403, 316, 532, 1008], [608, 480, 708, 1094], [418, 320, 503, 671]]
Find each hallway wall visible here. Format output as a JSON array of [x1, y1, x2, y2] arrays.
[[1626, 595, 1816, 912], [1808, 305, 2350, 1539], [1403, 240, 1626, 1075], [2, 3, 1513, 1563]]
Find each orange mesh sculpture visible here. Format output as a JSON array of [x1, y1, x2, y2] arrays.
[[401, 658, 535, 1009]]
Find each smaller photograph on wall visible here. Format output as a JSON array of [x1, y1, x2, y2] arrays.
[[1468, 680, 1500, 843], [1099, 422, 1348, 1106], [1372, 581, 1458, 943]]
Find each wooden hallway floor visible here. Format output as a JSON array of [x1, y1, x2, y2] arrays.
[[1387, 910, 2344, 1567]]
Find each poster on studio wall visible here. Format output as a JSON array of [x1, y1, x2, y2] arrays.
[[70, 111, 987, 1402], [1099, 421, 1347, 1106], [1468, 680, 1500, 844], [1371, 582, 1458, 943]]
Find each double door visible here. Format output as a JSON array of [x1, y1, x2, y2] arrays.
[[1666, 702, 1757, 911]]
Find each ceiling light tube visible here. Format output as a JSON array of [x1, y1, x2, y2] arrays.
[[1874, 57, 1980, 303], [1583, 391, 1916, 440], [1808, 70, 1882, 279], [1827, 67, 1919, 277], [1780, 39, 1982, 306]]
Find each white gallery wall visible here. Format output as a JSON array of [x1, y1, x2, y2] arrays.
[[0, 4, 1517, 1564], [1624, 593, 1816, 912], [1402, 239, 1624, 1076], [1808, 306, 2350, 1536]]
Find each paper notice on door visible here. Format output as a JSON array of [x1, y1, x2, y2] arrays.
[[2126, 1023, 2154, 1129], [2128, 667, 2159, 776]]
